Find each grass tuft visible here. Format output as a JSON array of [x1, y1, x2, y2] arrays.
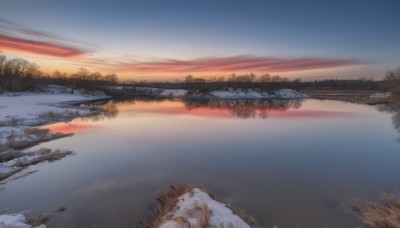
[[353, 192, 400, 228]]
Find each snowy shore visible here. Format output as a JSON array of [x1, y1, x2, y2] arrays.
[[0, 86, 110, 182], [113, 86, 308, 99], [190, 88, 308, 99], [0, 212, 45, 228], [158, 188, 251, 228]]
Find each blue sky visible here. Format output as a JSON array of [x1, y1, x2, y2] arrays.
[[0, 0, 399, 80]]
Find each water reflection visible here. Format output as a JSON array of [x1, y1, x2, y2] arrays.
[[102, 98, 304, 119], [82, 98, 359, 121], [377, 94, 400, 141], [183, 99, 303, 119], [81, 100, 119, 122], [2, 98, 400, 228]]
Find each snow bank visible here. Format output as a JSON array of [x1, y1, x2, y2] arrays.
[[0, 87, 110, 126], [136, 87, 188, 98], [369, 92, 391, 99], [158, 188, 250, 228], [0, 213, 45, 228], [191, 88, 308, 99], [0, 148, 74, 181]]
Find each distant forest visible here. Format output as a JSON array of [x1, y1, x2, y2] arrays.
[[0, 54, 399, 93], [0, 55, 118, 92]]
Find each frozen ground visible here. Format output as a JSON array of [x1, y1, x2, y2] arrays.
[[0, 148, 73, 182], [0, 85, 108, 183], [0, 212, 46, 228], [158, 188, 251, 228], [136, 87, 188, 98], [0, 85, 110, 126], [369, 92, 391, 99]]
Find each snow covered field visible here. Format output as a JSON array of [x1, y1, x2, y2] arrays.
[[0, 86, 110, 127]]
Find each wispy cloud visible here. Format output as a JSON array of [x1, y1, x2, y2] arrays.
[[0, 18, 88, 58], [117, 56, 365, 74], [0, 19, 366, 75], [0, 35, 85, 57]]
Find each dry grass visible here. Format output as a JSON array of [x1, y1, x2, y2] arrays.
[[172, 216, 190, 227], [38, 111, 67, 120], [152, 183, 196, 227], [11, 170, 37, 180], [197, 204, 211, 228], [0, 149, 21, 162], [54, 205, 66, 212], [353, 193, 400, 228], [0, 167, 23, 181], [23, 127, 49, 136], [138, 183, 258, 228], [5, 128, 72, 150], [14, 149, 74, 167], [27, 214, 49, 227]]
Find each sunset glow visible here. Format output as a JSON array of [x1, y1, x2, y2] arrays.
[[0, 1, 399, 80]]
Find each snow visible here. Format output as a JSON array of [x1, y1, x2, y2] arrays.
[[193, 88, 308, 99], [0, 88, 109, 126], [136, 87, 188, 98], [159, 89, 187, 97], [0, 86, 110, 147], [369, 92, 391, 99], [133, 87, 307, 99], [0, 213, 45, 228], [0, 86, 106, 182], [159, 188, 250, 228], [0, 148, 73, 182]]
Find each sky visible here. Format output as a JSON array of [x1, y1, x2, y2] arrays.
[[0, 0, 399, 81]]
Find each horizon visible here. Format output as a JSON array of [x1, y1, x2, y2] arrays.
[[1, 0, 399, 81]]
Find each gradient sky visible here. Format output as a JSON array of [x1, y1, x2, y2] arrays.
[[0, 0, 399, 81]]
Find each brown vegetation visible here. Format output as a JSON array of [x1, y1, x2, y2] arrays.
[[137, 183, 258, 228], [197, 204, 211, 228], [353, 193, 400, 228], [5, 128, 71, 150], [0, 148, 74, 182], [27, 214, 49, 227], [152, 183, 196, 227]]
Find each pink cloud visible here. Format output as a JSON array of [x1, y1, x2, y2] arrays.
[[0, 35, 85, 58], [117, 56, 364, 74]]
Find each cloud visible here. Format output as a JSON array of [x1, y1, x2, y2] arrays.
[[117, 55, 365, 74], [0, 18, 88, 58], [0, 35, 85, 57]]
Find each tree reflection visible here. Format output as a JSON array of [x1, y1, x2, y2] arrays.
[[81, 100, 119, 122], [79, 97, 304, 121], [182, 99, 303, 119], [377, 93, 400, 142]]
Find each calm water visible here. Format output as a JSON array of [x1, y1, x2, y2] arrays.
[[1, 98, 400, 227]]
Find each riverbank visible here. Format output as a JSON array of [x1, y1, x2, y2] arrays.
[[107, 86, 309, 99], [141, 184, 256, 228], [0, 86, 111, 183], [301, 89, 391, 104]]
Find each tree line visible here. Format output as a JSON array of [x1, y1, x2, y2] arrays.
[[0, 55, 118, 92], [126, 74, 379, 92]]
